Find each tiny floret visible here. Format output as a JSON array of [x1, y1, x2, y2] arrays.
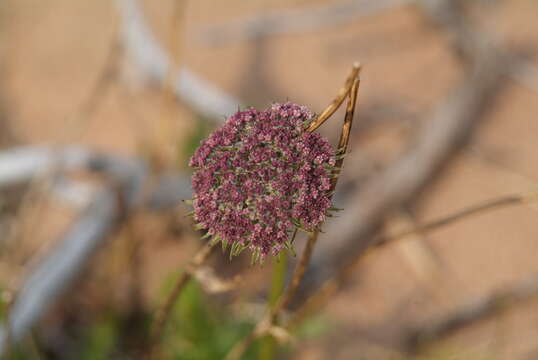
[[189, 102, 336, 260]]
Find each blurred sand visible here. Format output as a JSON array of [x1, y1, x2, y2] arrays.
[[2, 0, 538, 358]]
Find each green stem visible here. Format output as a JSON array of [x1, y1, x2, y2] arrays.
[[259, 252, 288, 360]]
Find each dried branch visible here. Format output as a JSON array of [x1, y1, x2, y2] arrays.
[[0, 185, 140, 354], [277, 72, 361, 312], [304, 0, 511, 298], [388, 210, 442, 284], [0, 146, 91, 189], [196, 0, 538, 98], [405, 274, 538, 353], [0, 148, 150, 355], [116, 0, 242, 119], [0, 141, 198, 355], [288, 190, 538, 328], [0, 146, 192, 210], [418, 0, 538, 94], [195, 0, 408, 46]]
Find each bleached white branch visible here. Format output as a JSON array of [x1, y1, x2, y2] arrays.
[[0, 146, 91, 188], [0, 144, 194, 354], [0, 146, 191, 210], [195, 0, 408, 46], [51, 177, 96, 208], [195, 0, 538, 98], [0, 189, 122, 353], [0, 148, 146, 354], [117, 0, 242, 119]]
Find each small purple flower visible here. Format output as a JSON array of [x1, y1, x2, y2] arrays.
[[189, 102, 336, 260]]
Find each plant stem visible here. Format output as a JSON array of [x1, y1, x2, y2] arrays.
[[148, 241, 215, 358], [259, 253, 288, 360], [224, 64, 361, 360], [306, 62, 360, 133]]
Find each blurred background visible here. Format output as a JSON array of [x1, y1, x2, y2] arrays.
[[0, 0, 538, 359]]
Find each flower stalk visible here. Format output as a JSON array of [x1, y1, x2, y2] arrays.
[[151, 63, 361, 360], [259, 253, 289, 360], [148, 240, 216, 358], [224, 63, 361, 360]]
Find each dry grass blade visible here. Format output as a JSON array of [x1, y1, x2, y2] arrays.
[[334, 76, 359, 158], [275, 75, 360, 313], [306, 62, 361, 133]]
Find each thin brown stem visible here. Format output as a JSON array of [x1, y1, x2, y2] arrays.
[[224, 65, 361, 360], [273, 231, 319, 316], [27, 330, 44, 360], [224, 231, 321, 360], [224, 330, 259, 360], [273, 76, 360, 316], [4, 292, 14, 360], [287, 190, 538, 329], [148, 240, 216, 358], [306, 62, 361, 133]]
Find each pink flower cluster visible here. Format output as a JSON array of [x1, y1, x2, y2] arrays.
[[189, 103, 336, 258]]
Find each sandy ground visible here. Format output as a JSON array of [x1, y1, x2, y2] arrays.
[[2, 0, 538, 358]]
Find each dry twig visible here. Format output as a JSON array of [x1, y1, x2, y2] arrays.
[[0, 185, 140, 354], [195, 0, 538, 97], [0, 146, 192, 210], [304, 0, 512, 299], [0, 148, 150, 355], [287, 190, 538, 329], [306, 63, 361, 133]]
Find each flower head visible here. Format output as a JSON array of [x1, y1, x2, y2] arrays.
[[189, 102, 336, 260]]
